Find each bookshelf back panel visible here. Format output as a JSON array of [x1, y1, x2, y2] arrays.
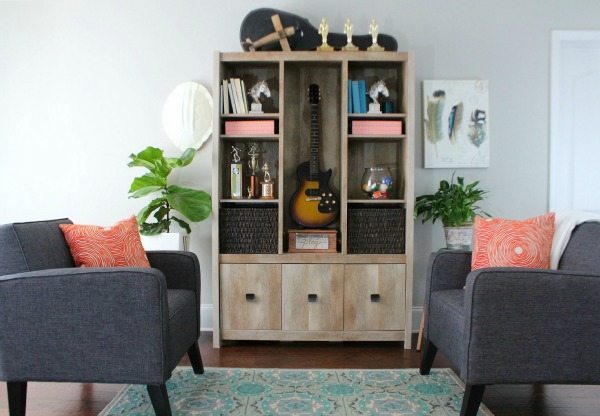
[[347, 141, 404, 200], [348, 62, 405, 113], [220, 140, 279, 200], [283, 62, 342, 231], [222, 62, 280, 113]]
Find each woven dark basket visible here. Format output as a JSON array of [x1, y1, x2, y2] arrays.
[[347, 206, 405, 254], [220, 207, 278, 254]]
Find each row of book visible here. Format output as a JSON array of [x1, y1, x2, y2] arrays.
[[348, 79, 367, 114], [220, 78, 249, 114]]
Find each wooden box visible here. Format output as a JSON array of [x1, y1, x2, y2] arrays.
[[288, 229, 337, 253]]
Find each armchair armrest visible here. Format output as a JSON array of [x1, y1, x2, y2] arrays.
[[0, 267, 169, 385], [146, 251, 201, 335], [461, 268, 600, 385], [424, 251, 472, 337]]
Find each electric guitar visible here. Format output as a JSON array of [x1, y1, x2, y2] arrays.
[[290, 84, 339, 228]]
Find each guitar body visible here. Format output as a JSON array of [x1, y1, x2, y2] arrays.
[[240, 8, 398, 52], [290, 161, 338, 228]]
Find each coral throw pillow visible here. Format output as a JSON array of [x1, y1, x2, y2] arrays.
[[59, 216, 150, 268], [471, 213, 555, 271]]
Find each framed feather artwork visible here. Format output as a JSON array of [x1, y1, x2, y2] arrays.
[[423, 80, 489, 168]]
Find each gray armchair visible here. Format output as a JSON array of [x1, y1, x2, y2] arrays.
[[0, 219, 204, 416], [420, 222, 600, 416]]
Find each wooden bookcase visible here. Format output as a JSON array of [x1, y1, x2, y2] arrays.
[[212, 51, 414, 348]]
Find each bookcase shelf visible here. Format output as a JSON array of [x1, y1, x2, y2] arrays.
[[212, 51, 414, 349]]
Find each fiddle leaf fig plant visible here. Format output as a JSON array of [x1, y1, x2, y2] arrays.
[[415, 175, 489, 227], [128, 146, 211, 235]]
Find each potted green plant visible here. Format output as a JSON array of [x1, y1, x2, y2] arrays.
[[128, 146, 211, 250], [415, 175, 489, 249]]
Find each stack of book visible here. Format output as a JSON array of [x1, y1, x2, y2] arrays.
[[351, 120, 403, 136], [348, 79, 367, 114], [221, 78, 249, 114], [224, 120, 275, 135]]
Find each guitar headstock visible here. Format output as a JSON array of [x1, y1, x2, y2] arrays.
[[308, 84, 320, 104]]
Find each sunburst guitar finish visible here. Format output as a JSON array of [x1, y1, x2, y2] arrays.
[[289, 84, 339, 228]]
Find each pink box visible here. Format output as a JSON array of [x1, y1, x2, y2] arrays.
[[351, 120, 403, 135], [225, 120, 275, 135]]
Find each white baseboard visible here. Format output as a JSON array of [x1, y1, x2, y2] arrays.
[[201, 304, 424, 334]]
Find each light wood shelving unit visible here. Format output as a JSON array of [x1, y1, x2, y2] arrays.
[[212, 51, 414, 348]]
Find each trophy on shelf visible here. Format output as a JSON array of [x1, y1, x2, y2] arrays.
[[248, 80, 271, 114], [368, 79, 390, 114], [247, 143, 260, 198], [230, 146, 243, 198], [260, 161, 275, 199], [367, 19, 385, 51], [317, 18, 334, 51], [342, 18, 359, 51]]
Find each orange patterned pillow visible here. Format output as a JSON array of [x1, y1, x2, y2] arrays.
[[59, 216, 150, 268], [471, 213, 555, 271]]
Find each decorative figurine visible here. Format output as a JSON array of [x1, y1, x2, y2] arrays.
[[368, 80, 389, 114], [230, 146, 243, 198], [367, 19, 385, 51], [248, 80, 271, 114], [317, 18, 334, 51], [342, 18, 358, 51], [260, 161, 275, 199], [247, 143, 260, 198]]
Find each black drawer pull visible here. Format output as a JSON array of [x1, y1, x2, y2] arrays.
[[370, 294, 381, 302], [245, 293, 255, 301], [308, 293, 318, 302]]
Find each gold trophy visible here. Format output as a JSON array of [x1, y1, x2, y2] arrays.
[[317, 18, 334, 51], [368, 19, 385, 51], [260, 162, 275, 199], [247, 143, 260, 198], [342, 18, 359, 51]]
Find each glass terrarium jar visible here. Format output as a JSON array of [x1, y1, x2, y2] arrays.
[[361, 167, 394, 199]]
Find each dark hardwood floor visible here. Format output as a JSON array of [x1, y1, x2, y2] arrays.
[[1, 332, 598, 415]]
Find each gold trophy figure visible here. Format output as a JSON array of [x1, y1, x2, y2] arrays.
[[368, 19, 385, 51], [260, 162, 275, 199], [247, 143, 260, 198], [317, 18, 334, 51], [342, 18, 358, 51]]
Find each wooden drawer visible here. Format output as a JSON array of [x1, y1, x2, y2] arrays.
[[282, 264, 344, 331], [220, 264, 281, 330], [344, 264, 406, 331]]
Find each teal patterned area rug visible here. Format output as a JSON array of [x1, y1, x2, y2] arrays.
[[100, 367, 493, 415]]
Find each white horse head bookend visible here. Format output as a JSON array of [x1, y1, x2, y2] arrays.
[[368, 80, 389, 114], [248, 80, 271, 113]]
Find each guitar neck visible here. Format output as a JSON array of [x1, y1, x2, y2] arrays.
[[309, 103, 320, 180]]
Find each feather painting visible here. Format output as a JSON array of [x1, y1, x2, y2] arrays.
[[424, 90, 445, 146], [468, 109, 487, 147], [448, 102, 463, 144]]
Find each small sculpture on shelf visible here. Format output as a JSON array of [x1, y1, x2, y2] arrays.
[[317, 18, 334, 51], [368, 80, 389, 114], [342, 18, 358, 51], [248, 80, 271, 114], [367, 19, 385, 51]]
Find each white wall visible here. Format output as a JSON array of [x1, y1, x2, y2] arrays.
[[2, 0, 599, 328]]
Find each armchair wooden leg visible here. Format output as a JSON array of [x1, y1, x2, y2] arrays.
[[460, 384, 485, 416], [147, 384, 172, 416], [419, 339, 437, 375], [187, 341, 205, 374], [7, 381, 27, 416]]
